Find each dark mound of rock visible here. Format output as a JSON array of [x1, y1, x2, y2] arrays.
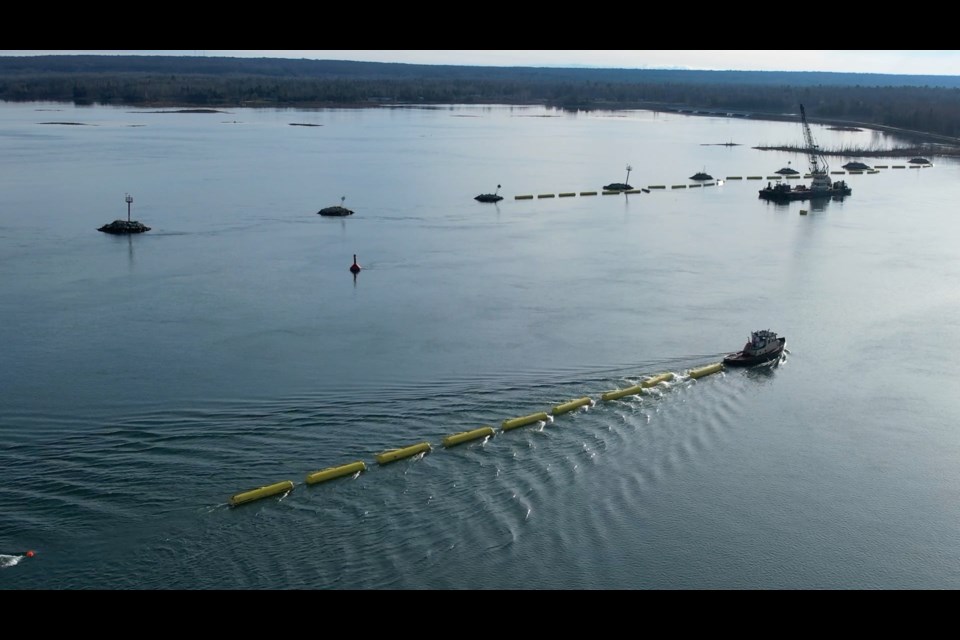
[[842, 161, 871, 170], [603, 183, 632, 191], [98, 220, 151, 234], [318, 206, 354, 217]]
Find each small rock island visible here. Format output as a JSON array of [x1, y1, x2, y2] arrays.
[[98, 220, 151, 234], [604, 164, 634, 191], [602, 182, 632, 192], [98, 194, 150, 234], [475, 184, 503, 202], [318, 196, 354, 216], [842, 161, 871, 170]]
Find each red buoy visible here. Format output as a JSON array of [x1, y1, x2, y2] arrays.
[[25, 550, 35, 558], [349, 254, 361, 274]]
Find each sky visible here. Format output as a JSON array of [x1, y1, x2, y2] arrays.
[[2, 50, 959, 76]]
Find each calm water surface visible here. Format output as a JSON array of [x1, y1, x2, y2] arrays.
[[2, 102, 960, 589]]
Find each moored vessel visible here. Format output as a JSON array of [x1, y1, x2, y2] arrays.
[[759, 104, 852, 203], [759, 179, 851, 202]]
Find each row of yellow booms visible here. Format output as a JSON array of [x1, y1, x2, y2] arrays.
[[228, 362, 724, 507]]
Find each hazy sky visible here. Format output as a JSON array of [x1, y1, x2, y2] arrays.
[[3, 50, 960, 75]]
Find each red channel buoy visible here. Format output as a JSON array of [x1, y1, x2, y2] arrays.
[[349, 254, 361, 274]]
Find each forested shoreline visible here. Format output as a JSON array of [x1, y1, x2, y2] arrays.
[[3, 55, 960, 144]]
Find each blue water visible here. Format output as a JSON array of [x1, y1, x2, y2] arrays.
[[3, 102, 960, 589]]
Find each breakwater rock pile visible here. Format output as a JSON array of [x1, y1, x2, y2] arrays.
[[97, 220, 151, 234], [318, 206, 354, 217]]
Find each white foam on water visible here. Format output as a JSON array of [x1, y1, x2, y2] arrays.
[[1, 554, 23, 568]]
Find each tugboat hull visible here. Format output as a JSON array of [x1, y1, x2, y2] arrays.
[[723, 337, 786, 367]]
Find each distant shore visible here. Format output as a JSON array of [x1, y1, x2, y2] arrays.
[[20, 97, 960, 157], [631, 102, 960, 149]]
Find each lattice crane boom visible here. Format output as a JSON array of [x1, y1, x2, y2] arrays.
[[799, 103, 829, 175]]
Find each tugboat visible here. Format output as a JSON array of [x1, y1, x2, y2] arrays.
[[759, 104, 852, 203], [723, 330, 786, 367]]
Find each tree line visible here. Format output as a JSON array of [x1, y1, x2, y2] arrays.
[[2, 55, 960, 141]]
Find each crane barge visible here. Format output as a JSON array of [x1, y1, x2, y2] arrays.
[[759, 104, 852, 203]]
